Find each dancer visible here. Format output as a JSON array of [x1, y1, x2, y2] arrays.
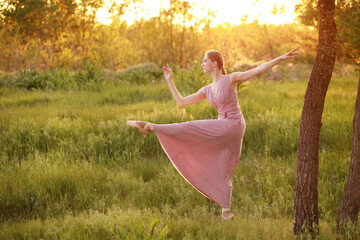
[[127, 49, 298, 220]]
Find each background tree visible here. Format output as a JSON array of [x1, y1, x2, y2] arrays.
[[1, 0, 49, 42], [295, 0, 360, 61], [0, 0, 322, 71], [336, 0, 360, 63], [337, 70, 360, 234], [293, 0, 336, 235], [336, 0, 360, 233], [296, 0, 360, 233], [0, 0, 77, 43]]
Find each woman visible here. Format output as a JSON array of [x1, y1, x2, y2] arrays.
[[126, 49, 298, 220]]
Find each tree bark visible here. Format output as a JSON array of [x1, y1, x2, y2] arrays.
[[337, 70, 360, 232], [263, 24, 275, 59], [293, 0, 336, 235]]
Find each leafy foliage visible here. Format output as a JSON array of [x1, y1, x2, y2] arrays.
[[0, 0, 321, 72], [295, 0, 360, 63], [13, 69, 47, 90], [117, 63, 163, 85], [11, 63, 110, 91]]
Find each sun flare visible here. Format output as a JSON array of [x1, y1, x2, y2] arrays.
[[96, 0, 298, 26]]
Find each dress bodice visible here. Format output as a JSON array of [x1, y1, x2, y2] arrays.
[[204, 75, 243, 120]]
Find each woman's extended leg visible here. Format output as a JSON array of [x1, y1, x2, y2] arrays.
[[126, 121, 154, 134]]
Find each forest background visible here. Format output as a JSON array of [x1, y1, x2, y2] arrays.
[[0, 0, 358, 74], [0, 0, 331, 73]]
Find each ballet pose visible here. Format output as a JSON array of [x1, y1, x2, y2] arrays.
[[127, 49, 298, 220]]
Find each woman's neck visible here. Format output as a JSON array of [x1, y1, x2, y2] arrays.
[[211, 70, 224, 83]]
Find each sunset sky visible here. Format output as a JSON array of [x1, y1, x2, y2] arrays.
[[96, 0, 299, 26]]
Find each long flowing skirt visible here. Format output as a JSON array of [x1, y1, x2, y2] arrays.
[[153, 117, 246, 208]]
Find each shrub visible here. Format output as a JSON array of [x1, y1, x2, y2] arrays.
[[73, 62, 105, 91], [117, 62, 163, 85], [11, 63, 110, 91], [12, 69, 46, 90]]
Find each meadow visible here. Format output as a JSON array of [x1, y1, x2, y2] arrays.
[[0, 63, 359, 239]]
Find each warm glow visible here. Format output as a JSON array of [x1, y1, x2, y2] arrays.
[[96, 0, 299, 26]]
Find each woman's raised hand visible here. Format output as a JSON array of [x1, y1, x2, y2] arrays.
[[280, 48, 299, 61], [162, 64, 173, 82]]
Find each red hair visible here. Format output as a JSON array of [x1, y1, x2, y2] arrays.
[[206, 50, 227, 75]]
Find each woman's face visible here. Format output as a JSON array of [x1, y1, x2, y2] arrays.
[[201, 54, 216, 74]]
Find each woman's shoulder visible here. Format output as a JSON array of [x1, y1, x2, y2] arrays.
[[227, 73, 237, 85], [199, 84, 210, 96], [223, 74, 232, 84]]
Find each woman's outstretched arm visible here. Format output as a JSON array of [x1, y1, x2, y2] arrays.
[[162, 64, 206, 106], [229, 48, 299, 84]]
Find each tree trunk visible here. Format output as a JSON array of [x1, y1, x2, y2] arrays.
[[263, 24, 275, 59], [337, 69, 360, 233], [180, 23, 186, 68], [293, 0, 336, 235], [170, 16, 174, 63]]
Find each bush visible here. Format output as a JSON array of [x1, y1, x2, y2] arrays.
[[11, 63, 113, 91], [73, 62, 105, 91], [12, 69, 47, 90], [117, 62, 163, 85]]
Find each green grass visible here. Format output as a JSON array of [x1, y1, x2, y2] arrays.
[[0, 67, 359, 239]]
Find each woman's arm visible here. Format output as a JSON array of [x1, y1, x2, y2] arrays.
[[163, 64, 206, 106], [229, 48, 299, 84]]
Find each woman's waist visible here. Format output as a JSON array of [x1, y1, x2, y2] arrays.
[[217, 110, 243, 120]]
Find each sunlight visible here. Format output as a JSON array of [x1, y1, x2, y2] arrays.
[[96, 0, 299, 26]]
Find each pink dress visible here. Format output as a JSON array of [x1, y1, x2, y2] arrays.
[[153, 75, 246, 208]]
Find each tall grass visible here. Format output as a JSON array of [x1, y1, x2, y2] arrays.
[[0, 64, 359, 239]]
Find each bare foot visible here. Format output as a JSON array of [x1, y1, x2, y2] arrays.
[[126, 121, 153, 134]]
